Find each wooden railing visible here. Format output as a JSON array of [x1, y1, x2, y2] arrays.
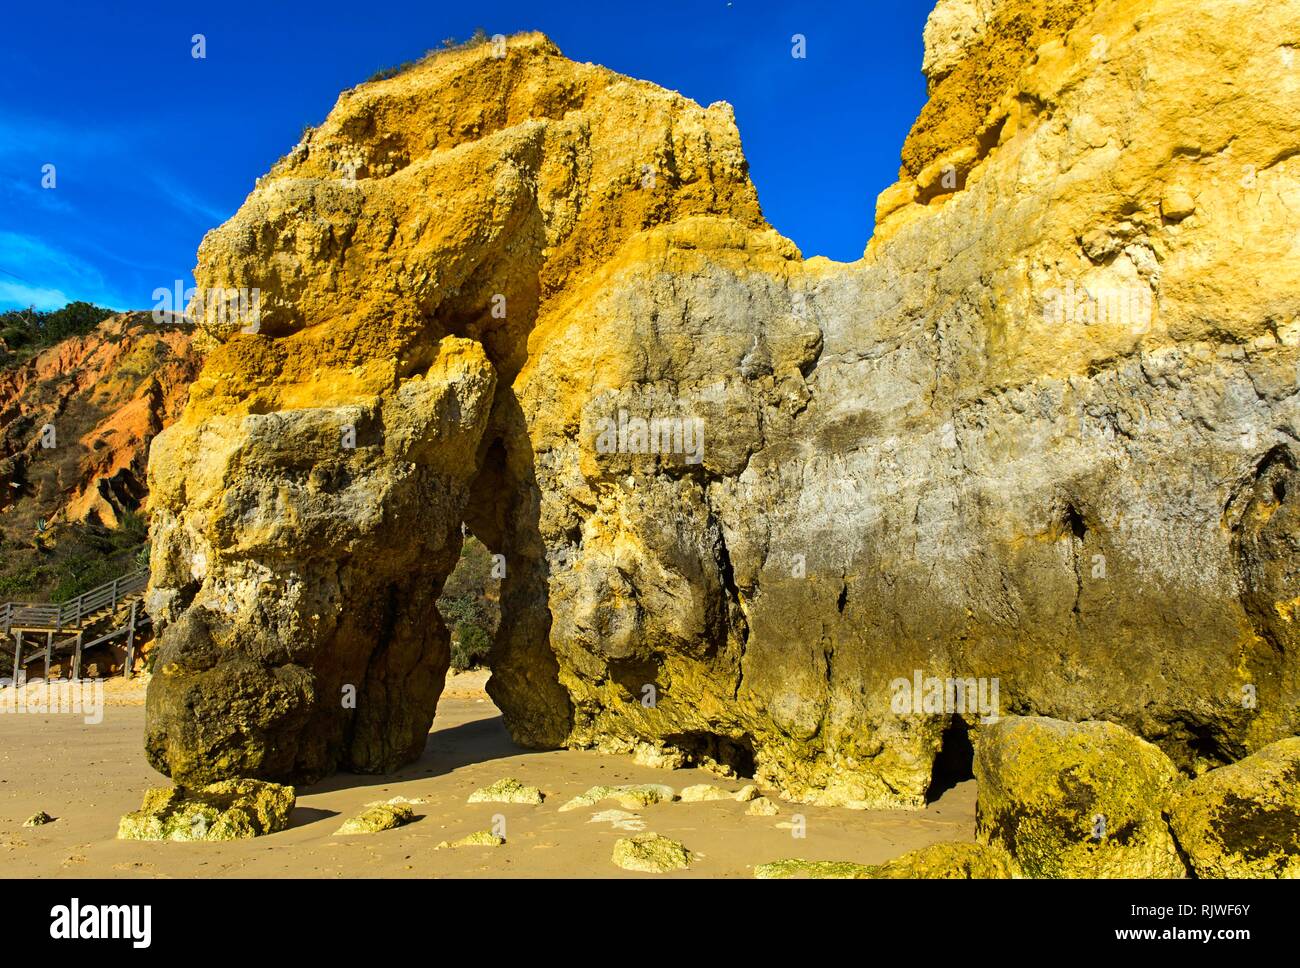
[[2, 566, 153, 681], [0, 567, 149, 633]]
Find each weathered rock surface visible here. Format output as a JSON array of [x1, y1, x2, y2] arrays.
[[1169, 737, 1300, 878], [146, 0, 1300, 814], [975, 716, 1186, 877], [117, 779, 295, 841]]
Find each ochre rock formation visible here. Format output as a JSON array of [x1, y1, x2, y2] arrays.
[[145, 0, 1300, 810]]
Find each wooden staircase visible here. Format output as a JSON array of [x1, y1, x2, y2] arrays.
[[1, 566, 151, 681]]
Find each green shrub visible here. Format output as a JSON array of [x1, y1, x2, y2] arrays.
[[438, 534, 500, 671], [0, 564, 53, 598], [450, 622, 492, 671]]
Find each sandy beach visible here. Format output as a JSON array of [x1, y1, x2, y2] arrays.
[[0, 671, 975, 878]]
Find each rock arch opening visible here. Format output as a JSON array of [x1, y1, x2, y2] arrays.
[[926, 716, 975, 803]]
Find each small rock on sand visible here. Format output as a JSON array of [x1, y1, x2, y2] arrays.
[[559, 784, 676, 811], [679, 784, 734, 802], [335, 803, 416, 835], [437, 830, 505, 848], [467, 777, 544, 805], [612, 833, 691, 873]]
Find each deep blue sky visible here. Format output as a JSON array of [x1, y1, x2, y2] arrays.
[[0, 0, 932, 312]]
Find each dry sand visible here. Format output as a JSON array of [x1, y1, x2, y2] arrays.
[[0, 671, 974, 878]]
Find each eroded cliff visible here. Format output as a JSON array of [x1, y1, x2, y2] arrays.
[[145, 0, 1300, 806]]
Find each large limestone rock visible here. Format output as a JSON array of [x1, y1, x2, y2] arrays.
[[147, 0, 1300, 810], [1168, 737, 1300, 878], [975, 716, 1186, 877], [145, 337, 495, 783]]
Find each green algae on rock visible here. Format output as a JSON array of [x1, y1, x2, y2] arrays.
[[866, 842, 1019, 879], [975, 716, 1186, 878], [117, 779, 295, 842], [612, 833, 692, 873], [755, 842, 1017, 879], [467, 777, 545, 805], [754, 859, 874, 879], [334, 803, 416, 835], [1169, 737, 1300, 878], [22, 811, 55, 827]]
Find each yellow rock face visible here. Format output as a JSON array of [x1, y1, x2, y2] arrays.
[[147, 5, 1300, 820]]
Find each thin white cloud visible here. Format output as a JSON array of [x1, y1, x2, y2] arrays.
[[0, 113, 135, 161], [150, 171, 232, 227], [0, 281, 71, 311], [0, 231, 130, 311], [0, 175, 76, 214]]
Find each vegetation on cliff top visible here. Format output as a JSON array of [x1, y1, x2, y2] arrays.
[[363, 27, 492, 84], [0, 301, 117, 367]]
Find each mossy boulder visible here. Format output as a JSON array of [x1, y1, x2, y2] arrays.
[[334, 803, 416, 835], [467, 777, 544, 804], [1169, 737, 1300, 878], [754, 842, 1017, 879], [975, 716, 1186, 878], [117, 779, 295, 841], [612, 833, 691, 873], [22, 811, 54, 827]]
